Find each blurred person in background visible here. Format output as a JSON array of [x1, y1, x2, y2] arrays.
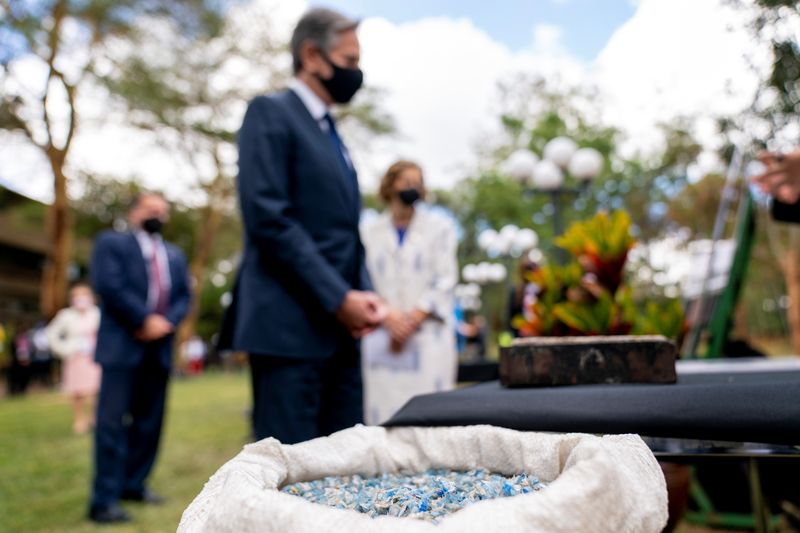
[[29, 319, 54, 388], [458, 313, 487, 362], [88, 192, 191, 524], [47, 282, 102, 434], [8, 324, 32, 395], [752, 148, 800, 223], [360, 161, 458, 425], [180, 335, 206, 375], [508, 254, 540, 338]]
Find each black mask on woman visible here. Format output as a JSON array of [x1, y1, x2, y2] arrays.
[[398, 188, 421, 206], [142, 217, 164, 234], [317, 53, 363, 104]]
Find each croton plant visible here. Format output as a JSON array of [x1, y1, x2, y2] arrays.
[[512, 210, 686, 342]]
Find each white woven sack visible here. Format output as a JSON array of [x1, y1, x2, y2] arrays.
[[179, 425, 667, 533]]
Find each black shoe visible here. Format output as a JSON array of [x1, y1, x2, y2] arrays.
[[120, 488, 165, 505], [88, 503, 132, 524]]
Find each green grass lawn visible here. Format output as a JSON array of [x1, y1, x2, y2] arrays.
[[0, 371, 251, 533], [1, 370, 772, 533]]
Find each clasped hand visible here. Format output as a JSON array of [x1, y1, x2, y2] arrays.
[[336, 290, 386, 339], [385, 309, 427, 352], [135, 314, 174, 342]]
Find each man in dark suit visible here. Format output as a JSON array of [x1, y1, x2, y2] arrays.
[[228, 7, 384, 445], [88, 192, 191, 523]]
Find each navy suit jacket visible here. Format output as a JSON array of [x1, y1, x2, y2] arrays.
[[228, 90, 372, 359], [90, 230, 191, 369]]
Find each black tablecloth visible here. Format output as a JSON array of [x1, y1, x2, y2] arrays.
[[385, 361, 800, 445]]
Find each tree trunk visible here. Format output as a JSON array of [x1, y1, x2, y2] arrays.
[[41, 152, 72, 319], [784, 228, 800, 355], [176, 197, 224, 349]]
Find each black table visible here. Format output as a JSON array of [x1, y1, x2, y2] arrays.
[[388, 358, 800, 532], [389, 358, 800, 446]]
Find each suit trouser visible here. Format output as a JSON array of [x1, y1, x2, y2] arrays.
[[249, 341, 363, 444], [91, 349, 169, 509]]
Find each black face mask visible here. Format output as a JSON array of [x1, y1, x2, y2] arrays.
[[398, 188, 421, 206], [317, 53, 363, 104], [142, 217, 164, 234]]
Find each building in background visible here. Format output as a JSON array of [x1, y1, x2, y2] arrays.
[[0, 184, 91, 327], [0, 185, 49, 327]]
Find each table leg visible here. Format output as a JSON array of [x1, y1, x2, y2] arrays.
[[749, 458, 770, 533]]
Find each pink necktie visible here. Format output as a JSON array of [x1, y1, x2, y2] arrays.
[[150, 239, 168, 314]]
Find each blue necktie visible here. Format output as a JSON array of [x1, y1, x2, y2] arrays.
[[322, 113, 358, 201]]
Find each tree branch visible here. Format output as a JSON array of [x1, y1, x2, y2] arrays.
[[1, 95, 44, 149], [41, 0, 67, 151], [50, 67, 77, 153]]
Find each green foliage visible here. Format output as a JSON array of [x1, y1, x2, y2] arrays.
[[556, 210, 635, 262], [634, 299, 687, 340], [447, 79, 701, 348], [1, 0, 226, 136], [751, 0, 800, 119], [725, 0, 799, 138], [516, 210, 685, 339], [552, 290, 630, 337], [556, 210, 635, 293], [513, 262, 583, 336]]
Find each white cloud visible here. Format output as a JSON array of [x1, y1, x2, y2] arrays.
[[532, 23, 564, 54], [352, 0, 768, 190], [0, 0, 772, 203], [352, 16, 584, 192], [594, 0, 766, 161]]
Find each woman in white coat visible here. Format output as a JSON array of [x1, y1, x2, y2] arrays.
[[46, 282, 102, 433], [361, 160, 458, 425]]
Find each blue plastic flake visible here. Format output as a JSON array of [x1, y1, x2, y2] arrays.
[[281, 469, 546, 523]]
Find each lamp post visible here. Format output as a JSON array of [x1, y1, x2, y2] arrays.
[[473, 226, 541, 346], [501, 138, 604, 263], [461, 261, 508, 287]]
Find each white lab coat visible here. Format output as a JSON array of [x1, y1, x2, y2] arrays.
[[360, 205, 458, 425]]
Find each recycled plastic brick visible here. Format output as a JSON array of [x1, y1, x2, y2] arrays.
[[499, 335, 677, 387], [281, 469, 545, 523]]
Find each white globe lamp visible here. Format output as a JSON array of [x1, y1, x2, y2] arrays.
[[501, 149, 539, 183], [462, 264, 478, 283], [477, 228, 499, 251], [513, 228, 539, 251], [544, 137, 577, 169], [568, 147, 604, 181], [488, 263, 507, 283], [532, 160, 564, 190]]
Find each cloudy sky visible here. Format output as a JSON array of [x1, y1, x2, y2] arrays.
[[0, 0, 768, 202]]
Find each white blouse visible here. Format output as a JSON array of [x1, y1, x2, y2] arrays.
[[46, 307, 100, 359]]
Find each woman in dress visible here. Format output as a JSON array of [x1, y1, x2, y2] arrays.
[[46, 282, 102, 434], [361, 160, 458, 425]]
